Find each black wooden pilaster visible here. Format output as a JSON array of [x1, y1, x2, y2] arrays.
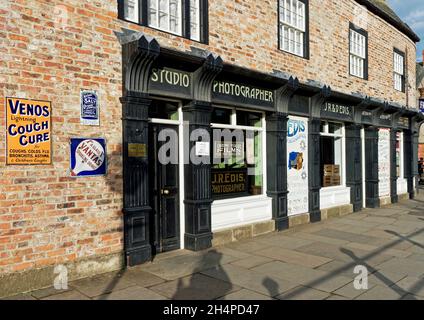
[[266, 112, 289, 231], [345, 124, 363, 212], [121, 92, 152, 266], [404, 129, 414, 199], [365, 126, 380, 208], [183, 101, 214, 251], [308, 118, 321, 222], [390, 129, 399, 203]]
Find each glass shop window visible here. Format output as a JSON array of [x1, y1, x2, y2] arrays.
[[320, 121, 344, 188], [149, 100, 179, 120], [211, 107, 264, 200]]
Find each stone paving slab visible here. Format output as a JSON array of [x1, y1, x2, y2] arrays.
[[140, 249, 240, 281], [218, 289, 273, 300], [276, 286, 330, 300], [42, 290, 90, 300], [149, 273, 240, 300], [393, 276, 424, 297], [354, 285, 407, 300], [254, 246, 332, 268], [201, 264, 299, 297], [95, 286, 168, 300], [71, 272, 134, 298], [375, 258, 424, 278], [230, 255, 274, 270]]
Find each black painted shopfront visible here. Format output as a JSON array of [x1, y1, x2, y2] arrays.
[[120, 33, 424, 266]]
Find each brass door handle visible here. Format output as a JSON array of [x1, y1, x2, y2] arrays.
[[161, 189, 170, 195]]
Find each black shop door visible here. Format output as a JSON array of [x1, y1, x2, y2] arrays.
[[149, 124, 180, 255]]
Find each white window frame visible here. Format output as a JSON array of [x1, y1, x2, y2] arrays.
[[320, 121, 346, 188], [122, 0, 202, 42], [349, 27, 367, 79], [394, 50, 405, 92], [279, 0, 307, 57]]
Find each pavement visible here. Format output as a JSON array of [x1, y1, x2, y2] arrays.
[[3, 193, 424, 300]]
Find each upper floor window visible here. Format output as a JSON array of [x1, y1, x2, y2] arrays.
[[349, 24, 368, 79], [119, 0, 207, 43], [394, 49, 405, 92], [278, 0, 309, 58]]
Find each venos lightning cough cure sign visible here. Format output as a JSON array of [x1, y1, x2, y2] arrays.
[[6, 97, 52, 165]]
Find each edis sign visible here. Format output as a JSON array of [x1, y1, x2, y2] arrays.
[[70, 138, 107, 177], [6, 97, 52, 165], [321, 102, 354, 121]]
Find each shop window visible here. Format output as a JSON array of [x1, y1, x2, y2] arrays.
[[149, 100, 179, 120], [278, 0, 309, 58], [349, 23, 368, 79], [211, 107, 264, 200], [320, 121, 344, 188], [394, 49, 405, 92], [119, 0, 208, 43]]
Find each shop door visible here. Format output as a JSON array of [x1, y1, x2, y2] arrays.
[[149, 124, 180, 254]]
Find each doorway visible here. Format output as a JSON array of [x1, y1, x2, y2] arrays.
[[149, 122, 180, 255]]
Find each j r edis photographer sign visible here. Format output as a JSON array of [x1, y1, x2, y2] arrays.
[[6, 97, 52, 165]]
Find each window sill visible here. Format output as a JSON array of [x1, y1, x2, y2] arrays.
[[213, 194, 268, 206]]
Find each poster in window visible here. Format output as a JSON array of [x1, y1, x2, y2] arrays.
[[287, 116, 309, 216], [378, 129, 391, 197]]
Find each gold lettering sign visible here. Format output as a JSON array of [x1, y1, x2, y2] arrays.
[[128, 143, 147, 158], [211, 170, 247, 195]]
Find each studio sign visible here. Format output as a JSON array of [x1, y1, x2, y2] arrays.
[[149, 67, 192, 97], [321, 102, 354, 121]]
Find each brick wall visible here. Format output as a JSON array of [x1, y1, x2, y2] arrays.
[[0, 0, 417, 276]]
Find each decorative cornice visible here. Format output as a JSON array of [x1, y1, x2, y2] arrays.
[[192, 52, 223, 102], [275, 76, 299, 114]]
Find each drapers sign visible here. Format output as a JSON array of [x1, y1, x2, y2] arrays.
[[212, 80, 274, 108], [361, 110, 374, 124], [148, 67, 192, 98], [397, 117, 409, 129], [378, 113, 392, 127], [321, 102, 354, 121]]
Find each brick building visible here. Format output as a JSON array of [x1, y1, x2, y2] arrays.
[[1, 0, 423, 296]]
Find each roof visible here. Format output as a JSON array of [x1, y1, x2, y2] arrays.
[[355, 0, 420, 43]]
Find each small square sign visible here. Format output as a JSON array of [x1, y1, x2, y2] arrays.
[[70, 138, 107, 177], [80, 90, 100, 126], [420, 99, 424, 114]]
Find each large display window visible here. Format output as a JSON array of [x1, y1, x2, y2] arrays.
[[211, 107, 264, 200], [320, 121, 344, 188]]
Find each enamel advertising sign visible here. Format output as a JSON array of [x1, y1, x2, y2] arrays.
[[80, 90, 100, 126], [6, 97, 52, 165], [70, 138, 107, 177]]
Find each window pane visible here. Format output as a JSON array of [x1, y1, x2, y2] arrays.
[[329, 122, 342, 135], [320, 136, 342, 187], [212, 108, 232, 125], [236, 111, 262, 127], [149, 100, 179, 120], [279, 0, 306, 56], [125, 0, 139, 22], [190, 0, 200, 41]]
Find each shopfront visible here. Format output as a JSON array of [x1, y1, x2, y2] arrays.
[[120, 34, 422, 266]]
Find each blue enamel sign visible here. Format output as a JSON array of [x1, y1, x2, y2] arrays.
[[80, 90, 99, 126], [70, 138, 107, 177]]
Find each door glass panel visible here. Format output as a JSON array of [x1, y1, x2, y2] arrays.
[[149, 101, 179, 120]]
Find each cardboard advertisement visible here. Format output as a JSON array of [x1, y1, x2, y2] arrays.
[[287, 116, 309, 216], [378, 129, 391, 197]]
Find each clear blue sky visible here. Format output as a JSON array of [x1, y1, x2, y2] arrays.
[[387, 0, 424, 61]]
